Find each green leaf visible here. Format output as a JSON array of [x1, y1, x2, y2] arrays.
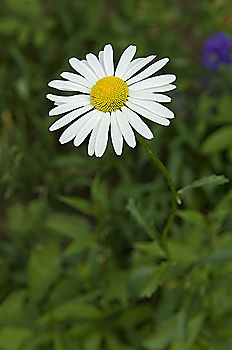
[[58, 195, 97, 217], [83, 333, 102, 350], [178, 175, 229, 195], [186, 313, 205, 348], [202, 126, 232, 154], [105, 334, 135, 350], [170, 313, 205, 350], [127, 198, 158, 240], [53, 333, 64, 350], [143, 315, 179, 350], [213, 94, 232, 124], [176, 210, 207, 228], [27, 242, 61, 302], [115, 304, 151, 328], [0, 326, 32, 350], [0, 290, 28, 327], [134, 241, 166, 258], [105, 270, 129, 305], [198, 248, 232, 265], [46, 212, 90, 239], [63, 231, 96, 257], [40, 297, 102, 323], [140, 263, 168, 298], [168, 241, 199, 264]]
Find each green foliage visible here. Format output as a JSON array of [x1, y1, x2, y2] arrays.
[[0, 0, 232, 349], [178, 175, 229, 195]]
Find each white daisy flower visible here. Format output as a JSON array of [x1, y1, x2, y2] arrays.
[[47, 44, 176, 157]]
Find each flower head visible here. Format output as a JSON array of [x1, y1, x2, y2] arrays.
[[47, 44, 176, 157], [201, 32, 232, 70]]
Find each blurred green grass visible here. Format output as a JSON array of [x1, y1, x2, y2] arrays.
[[0, 0, 232, 349]]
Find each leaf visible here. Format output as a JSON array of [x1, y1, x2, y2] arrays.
[[105, 334, 135, 350], [126, 198, 158, 240], [198, 248, 232, 265], [143, 315, 179, 350], [134, 241, 166, 258], [0, 326, 32, 350], [83, 332, 102, 350], [46, 212, 90, 239], [27, 242, 61, 302], [59, 195, 97, 217], [63, 231, 96, 257], [40, 297, 102, 324], [53, 333, 64, 350], [178, 175, 229, 195], [202, 126, 232, 154], [176, 210, 207, 228], [169, 313, 205, 350], [140, 263, 168, 298], [213, 94, 232, 124], [115, 304, 151, 328], [0, 290, 25, 327], [185, 313, 205, 348], [168, 241, 199, 264], [91, 176, 109, 214], [105, 270, 129, 305]]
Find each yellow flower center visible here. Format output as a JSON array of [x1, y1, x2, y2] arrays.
[[90, 76, 128, 112]]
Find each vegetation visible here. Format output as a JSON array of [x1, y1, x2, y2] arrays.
[[0, 0, 232, 349]]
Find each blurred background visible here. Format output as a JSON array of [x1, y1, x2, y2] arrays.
[[0, 0, 232, 349]]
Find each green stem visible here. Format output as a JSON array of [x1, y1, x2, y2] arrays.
[[137, 135, 179, 256]]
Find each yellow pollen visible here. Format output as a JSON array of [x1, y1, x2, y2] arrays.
[[90, 76, 128, 112]]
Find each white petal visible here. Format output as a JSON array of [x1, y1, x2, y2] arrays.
[[129, 74, 176, 91], [127, 58, 169, 85], [48, 80, 90, 93], [59, 110, 94, 144], [69, 58, 98, 84], [95, 112, 111, 157], [86, 53, 106, 79], [128, 57, 146, 69], [126, 101, 170, 126], [151, 94, 171, 103], [115, 45, 137, 79], [60, 72, 91, 88], [122, 106, 153, 139], [103, 44, 114, 76], [116, 109, 136, 148], [49, 105, 93, 131], [124, 55, 156, 81], [128, 97, 174, 119], [110, 111, 123, 155], [73, 110, 101, 147], [46, 93, 90, 103], [49, 99, 90, 116], [98, 51, 106, 74], [144, 84, 176, 93], [129, 91, 171, 102], [88, 118, 102, 156]]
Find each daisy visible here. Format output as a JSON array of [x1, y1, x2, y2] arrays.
[[47, 44, 176, 157]]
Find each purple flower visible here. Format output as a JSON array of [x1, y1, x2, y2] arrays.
[[201, 32, 232, 70]]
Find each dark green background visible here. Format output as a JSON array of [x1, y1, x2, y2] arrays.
[[0, 0, 232, 349]]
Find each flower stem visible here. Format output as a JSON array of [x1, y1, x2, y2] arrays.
[[137, 135, 179, 257]]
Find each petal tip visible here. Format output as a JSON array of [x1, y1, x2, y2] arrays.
[[146, 133, 154, 140], [69, 57, 77, 66], [48, 125, 53, 131]]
